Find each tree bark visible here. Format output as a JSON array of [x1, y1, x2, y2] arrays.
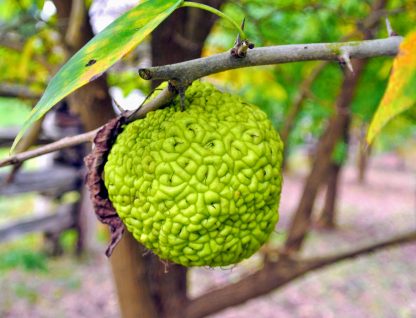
[[187, 230, 416, 318], [53, 2, 156, 317], [357, 123, 372, 183], [151, 0, 225, 88], [110, 232, 158, 318], [145, 2, 225, 316], [317, 105, 351, 229], [53, 0, 115, 130], [317, 163, 341, 228], [283, 59, 366, 253]]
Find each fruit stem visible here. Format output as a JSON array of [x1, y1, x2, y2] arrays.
[[181, 1, 246, 40]]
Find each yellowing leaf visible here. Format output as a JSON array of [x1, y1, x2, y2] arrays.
[[12, 0, 183, 152], [18, 37, 36, 80], [367, 32, 416, 143]]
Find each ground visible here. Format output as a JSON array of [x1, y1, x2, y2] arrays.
[[0, 153, 415, 318]]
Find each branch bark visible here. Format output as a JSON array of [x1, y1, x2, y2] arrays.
[[0, 129, 98, 168], [357, 123, 372, 183], [186, 230, 416, 318], [317, 100, 351, 228], [139, 36, 402, 83], [4, 118, 44, 183]]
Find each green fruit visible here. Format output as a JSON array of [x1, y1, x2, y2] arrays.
[[104, 81, 283, 267]]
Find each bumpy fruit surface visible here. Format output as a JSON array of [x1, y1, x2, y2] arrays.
[[104, 81, 283, 267]]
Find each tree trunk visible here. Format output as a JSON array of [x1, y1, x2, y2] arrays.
[[317, 163, 341, 228], [53, 0, 115, 130], [283, 59, 366, 253], [317, 103, 351, 229], [145, 2, 225, 316], [357, 123, 372, 183], [53, 1, 158, 317], [110, 232, 158, 318], [54, 0, 225, 317]]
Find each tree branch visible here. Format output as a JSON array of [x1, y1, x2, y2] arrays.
[[0, 129, 98, 168], [139, 36, 402, 83], [4, 118, 44, 183], [186, 230, 416, 318], [0, 36, 403, 167]]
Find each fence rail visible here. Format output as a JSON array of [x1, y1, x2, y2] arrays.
[[0, 203, 76, 243], [0, 164, 83, 251]]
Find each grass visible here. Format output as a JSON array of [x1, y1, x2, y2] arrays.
[[0, 247, 48, 272], [0, 234, 46, 272]]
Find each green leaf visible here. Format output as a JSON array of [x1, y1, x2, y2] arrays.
[[11, 0, 183, 152], [367, 31, 416, 144]]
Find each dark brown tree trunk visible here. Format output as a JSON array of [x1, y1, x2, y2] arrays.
[[151, 0, 225, 88], [283, 59, 367, 253], [52, 0, 116, 255], [358, 146, 371, 183], [317, 163, 341, 228], [317, 105, 351, 229]]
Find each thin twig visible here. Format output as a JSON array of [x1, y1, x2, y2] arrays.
[[4, 118, 44, 183], [125, 86, 176, 123], [385, 17, 397, 36], [340, 51, 354, 73], [0, 129, 98, 168]]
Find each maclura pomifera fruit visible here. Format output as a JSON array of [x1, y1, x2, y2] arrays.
[[104, 81, 283, 267]]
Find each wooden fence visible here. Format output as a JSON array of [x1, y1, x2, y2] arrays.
[[0, 127, 85, 255]]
